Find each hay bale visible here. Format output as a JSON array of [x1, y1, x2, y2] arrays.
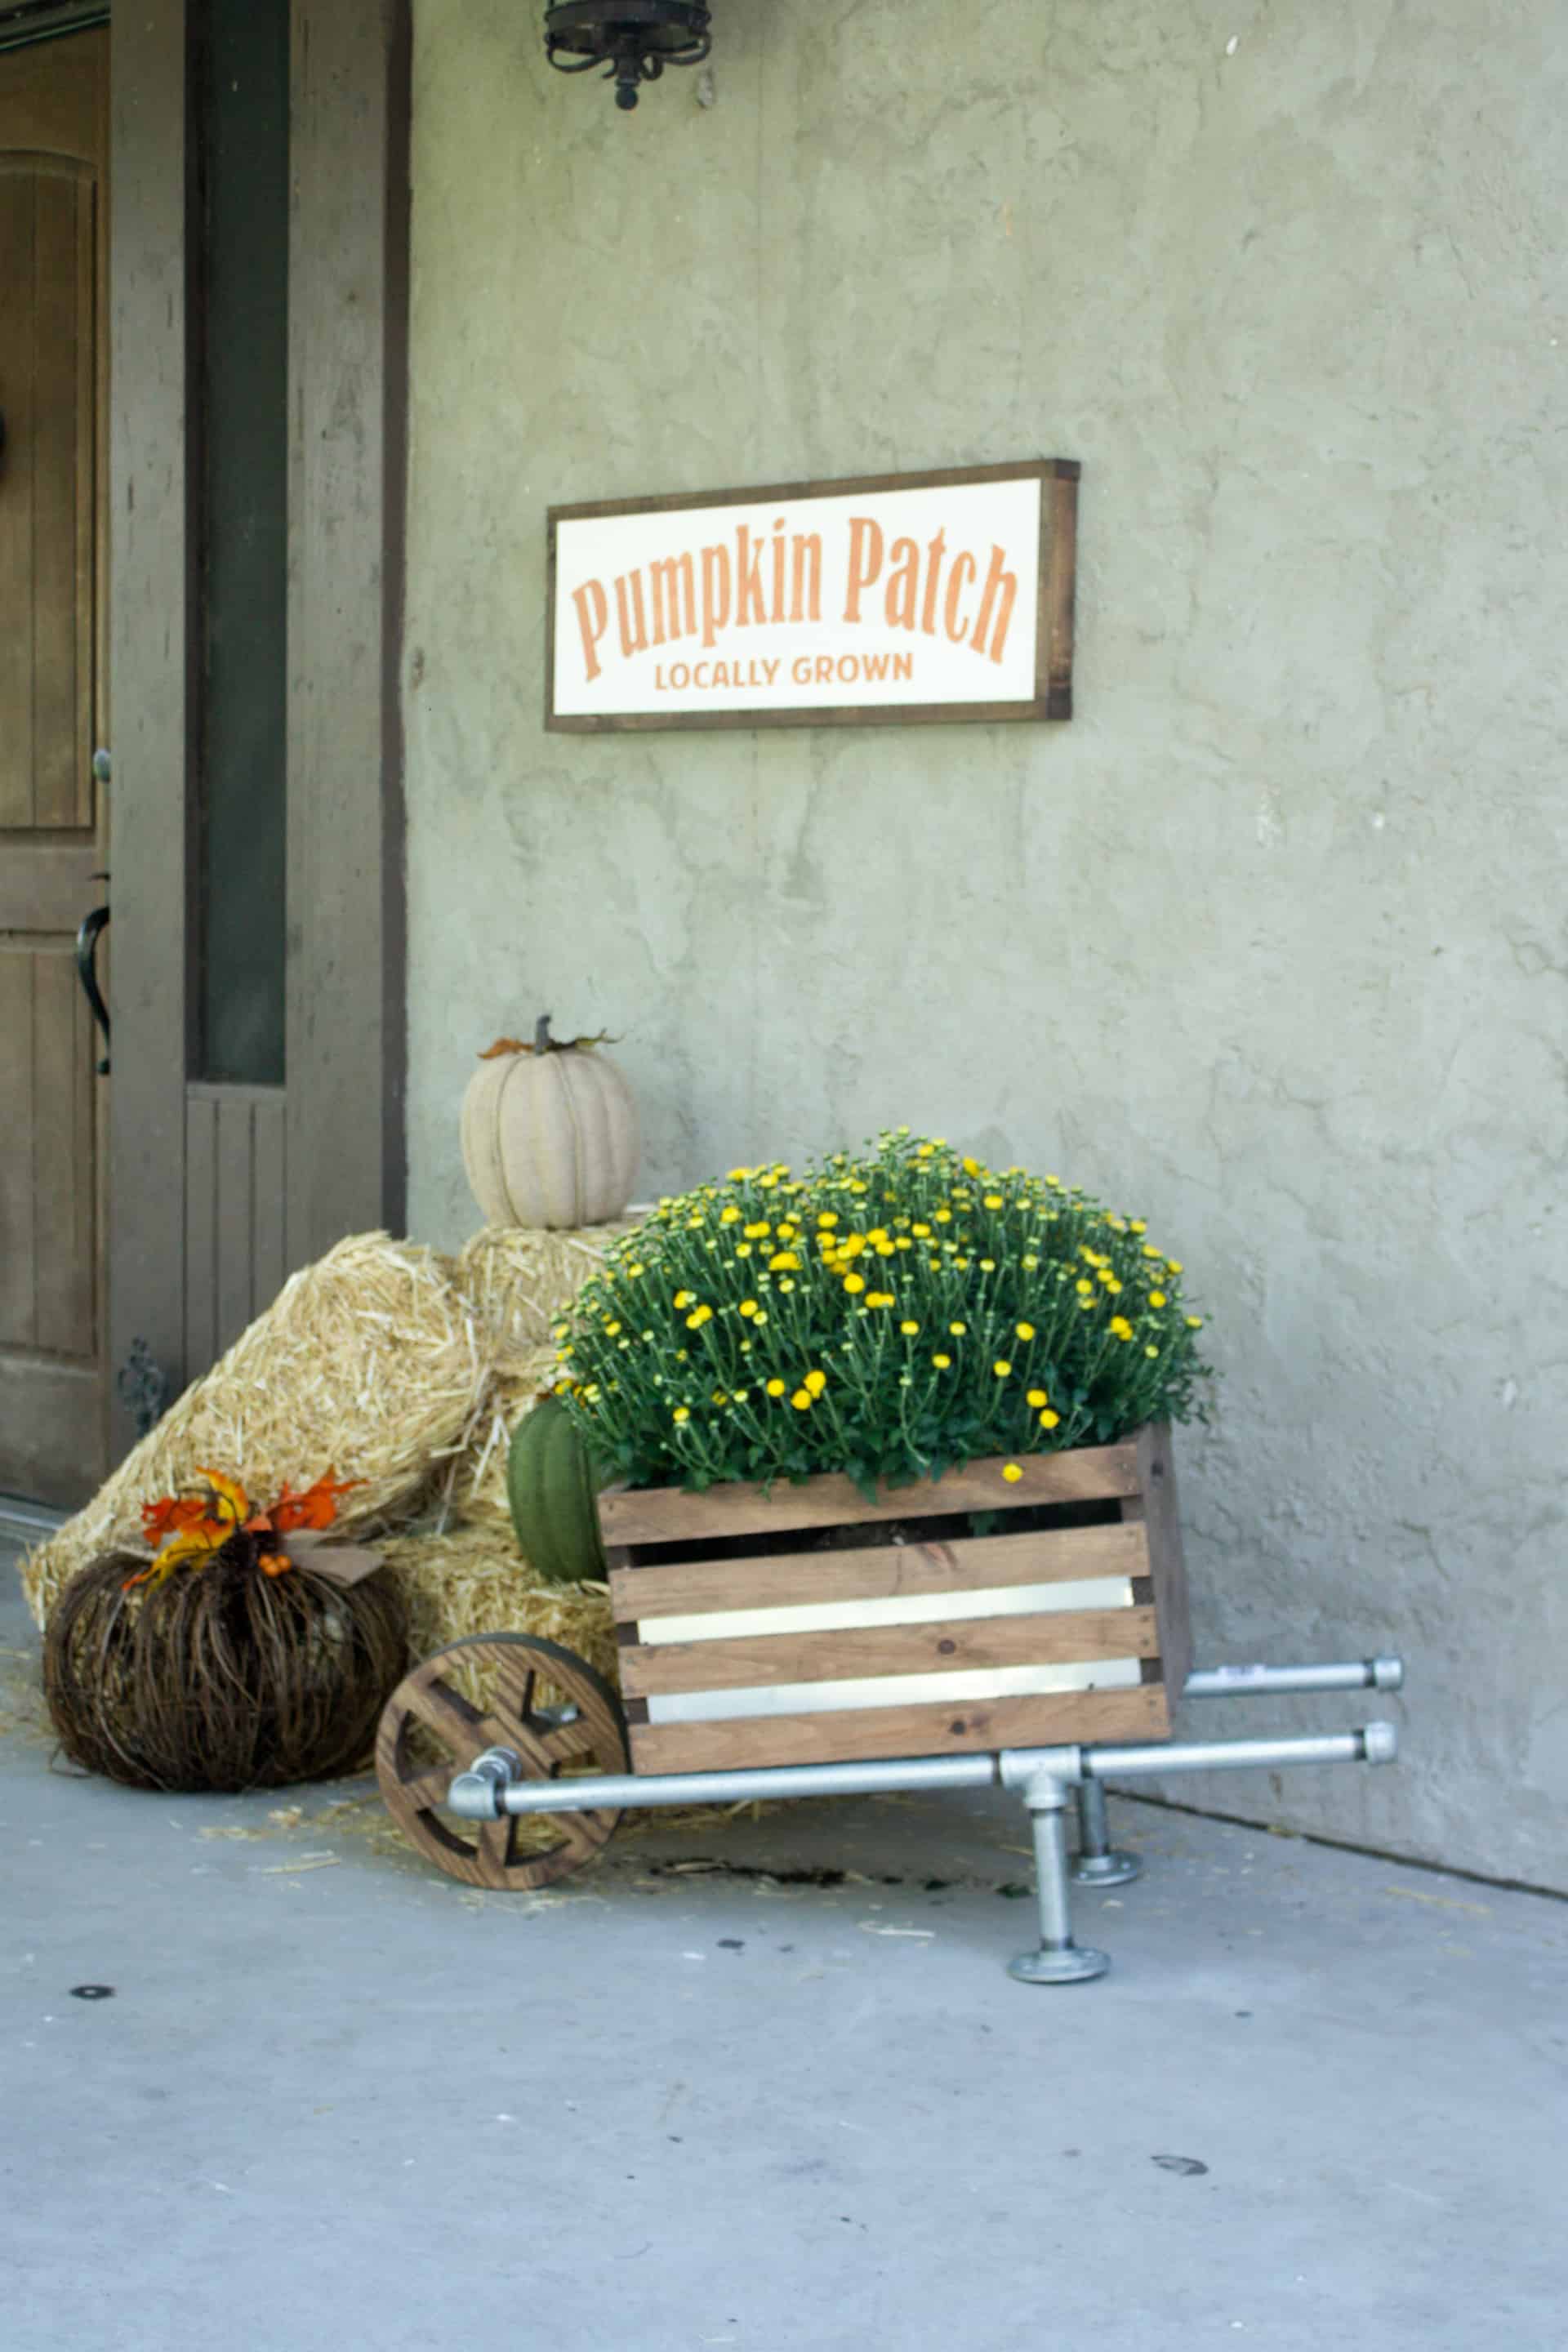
[[376, 1523, 618, 1684], [21, 1234, 483, 1628], [454, 1220, 640, 1365]]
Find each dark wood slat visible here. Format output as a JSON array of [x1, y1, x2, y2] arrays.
[[599, 1444, 1140, 1545], [628, 1683, 1171, 1775], [610, 1521, 1150, 1624], [619, 1606, 1161, 1699], [31, 945, 92, 1354], [109, 3, 191, 1446], [182, 1091, 217, 1380], [0, 950, 37, 1344], [31, 166, 87, 825], [285, 0, 409, 1266], [0, 842, 97, 933], [0, 167, 37, 822], [214, 1091, 255, 1355], [251, 1088, 287, 1312], [1138, 1422, 1192, 1695]]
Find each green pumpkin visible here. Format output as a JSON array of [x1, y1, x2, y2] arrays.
[[507, 1396, 610, 1588]]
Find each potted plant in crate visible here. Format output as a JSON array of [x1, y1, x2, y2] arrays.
[[514, 1131, 1209, 1773]]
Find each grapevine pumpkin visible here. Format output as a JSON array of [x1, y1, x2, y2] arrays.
[[461, 1015, 639, 1231]]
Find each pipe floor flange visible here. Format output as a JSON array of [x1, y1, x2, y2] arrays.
[[1008, 1941, 1111, 1985], [1071, 1849, 1143, 1887]]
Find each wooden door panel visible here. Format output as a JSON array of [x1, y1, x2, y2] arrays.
[[0, 939, 95, 1358], [0, 28, 108, 1506]]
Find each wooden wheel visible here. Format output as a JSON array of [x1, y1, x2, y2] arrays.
[[376, 1633, 630, 1890]]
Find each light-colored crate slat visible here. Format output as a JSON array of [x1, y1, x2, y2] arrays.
[[608, 1520, 1151, 1624], [599, 1441, 1140, 1546], [602, 1429, 1187, 1775], [617, 1604, 1161, 1699], [628, 1684, 1171, 1775]]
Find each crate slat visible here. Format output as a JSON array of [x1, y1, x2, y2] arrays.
[[608, 1521, 1150, 1624], [599, 1443, 1140, 1546], [618, 1604, 1161, 1698], [627, 1682, 1170, 1774]]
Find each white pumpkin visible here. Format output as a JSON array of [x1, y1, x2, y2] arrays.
[[461, 1017, 640, 1231]]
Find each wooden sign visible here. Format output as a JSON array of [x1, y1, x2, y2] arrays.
[[546, 459, 1078, 734]]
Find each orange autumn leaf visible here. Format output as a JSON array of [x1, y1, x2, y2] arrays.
[[479, 1036, 531, 1059], [140, 1490, 215, 1546], [270, 1471, 358, 1534]]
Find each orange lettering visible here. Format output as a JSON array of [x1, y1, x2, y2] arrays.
[[790, 532, 822, 621], [971, 543, 1018, 664], [884, 537, 920, 632], [650, 554, 696, 644], [844, 518, 884, 622], [701, 544, 732, 648], [943, 551, 976, 644], [736, 526, 768, 625], [572, 579, 609, 681], [615, 572, 648, 657], [920, 529, 947, 635]]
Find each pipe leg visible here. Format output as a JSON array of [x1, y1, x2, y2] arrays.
[[1008, 1774, 1110, 1985], [1071, 1776, 1143, 1887]]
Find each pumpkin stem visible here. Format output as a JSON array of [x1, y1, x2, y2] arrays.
[[534, 1013, 555, 1057]]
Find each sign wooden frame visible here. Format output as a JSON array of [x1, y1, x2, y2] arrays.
[[546, 457, 1079, 735]]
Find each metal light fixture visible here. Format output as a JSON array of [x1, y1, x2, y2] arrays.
[[545, 1, 711, 113]]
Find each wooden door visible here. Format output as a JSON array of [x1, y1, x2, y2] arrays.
[[0, 28, 109, 1507]]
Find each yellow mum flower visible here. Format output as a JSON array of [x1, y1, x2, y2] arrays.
[[1109, 1316, 1134, 1342], [1016, 1321, 1036, 1341], [934, 1209, 952, 1224], [671, 1405, 691, 1423], [1038, 1408, 1061, 1430], [604, 1321, 621, 1336], [744, 1221, 771, 1240], [912, 1223, 931, 1239], [1076, 1278, 1094, 1297], [626, 1263, 645, 1277], [817, 1212, 839, 1228], [1186, 1314, 1204, 1330], [766, 1379, 786, 1397], [900, 1321, 920, 1336], [778, 1278, 795, 1293], [719, 1205, 741, 1225], [727, 1166, 751, 1182], [804, 1369, 827, 1396], [686, 1306, 713, 1329], [866, 1292, 895, 1309], [768, 1251, 800, 1272], [932, 1352, 952, 1370], [844, 1272, 866, 1295], [674, 1290, 695, 1308], [1106, 1278, 1123, 1296], [1145, 1346, 1160, 1359], [1027, 1388, 1049, 1408], [993, 1361, 1012, 1379], [1142, 1245, 1162, 1260], [739, 1298, 759, 1318], [949, 1321, 967, 1336], [791, 1388, 813, 1410], [1002, 1463, 1023, 1484], [962, 1156, 980, 1177], [1129, 1220, 1147, 1235], [983, 1194, 1004, 1210], [1166, 1259, 1184, 1274], [1148, 1291, 1167, 1309]]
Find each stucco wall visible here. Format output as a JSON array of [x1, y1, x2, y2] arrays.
[[402, 0, 1568, 1887]]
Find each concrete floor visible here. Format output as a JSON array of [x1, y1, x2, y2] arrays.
[[4, 1557, 1566, 2352]]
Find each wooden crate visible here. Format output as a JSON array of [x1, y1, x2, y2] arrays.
[[602, 1424, 1189, 1775]]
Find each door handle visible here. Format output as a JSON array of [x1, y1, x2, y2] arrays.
[[75, 905, 111, 1075]]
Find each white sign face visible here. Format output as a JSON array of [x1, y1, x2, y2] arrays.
[[546, 461, 1076, 732]]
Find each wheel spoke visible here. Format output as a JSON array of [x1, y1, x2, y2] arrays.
[[476, 1816, 514, 1882], [398, 1765, 460, 1812], [400, 1675, 487, 1758]]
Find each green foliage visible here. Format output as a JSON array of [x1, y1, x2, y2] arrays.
[[555, 1133, 1210, 1494]]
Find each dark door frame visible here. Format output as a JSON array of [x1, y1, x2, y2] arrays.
[[108, 0, 409, 1454]]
